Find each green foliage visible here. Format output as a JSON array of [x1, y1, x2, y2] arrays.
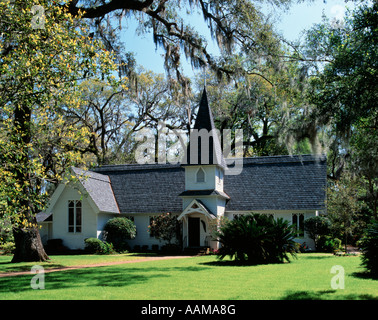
[[103, 218, 136, 252], [360, 220, 378, 276], [0, 0, 123, 262], [84, 238, 114, 255], [317, 236, 342, 253], [304, 216, 332, 250], [215, 213, 297, 264], [296, 2, 377, 225], [149, 213, 182, 246], [0, 217, 13, 245], [305, 2, 378, 136], [327, 173, 364, 250], [0, 242, 15, 255]]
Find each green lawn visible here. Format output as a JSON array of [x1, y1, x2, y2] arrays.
[[0, 252, 157, 274], [0, 253, 377, 300]]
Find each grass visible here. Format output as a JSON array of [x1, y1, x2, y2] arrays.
[[0, 252, 157, 274], [0, 253, 377, 300]]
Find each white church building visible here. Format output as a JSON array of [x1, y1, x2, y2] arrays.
[[38, 89, 327, 251]]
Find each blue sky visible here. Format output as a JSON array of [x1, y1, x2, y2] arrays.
[[121, 1, 356, 78]]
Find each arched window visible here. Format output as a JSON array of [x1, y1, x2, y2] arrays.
[[68, 200, 82, 233], [196, 167, 205, 183]]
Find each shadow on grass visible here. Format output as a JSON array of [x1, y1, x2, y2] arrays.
[[281, 290, 378, 300], [0, 261, 66, 274], [0, 264, 207, 294], [200, 259, 255, 267], [352, 271, 378, 281], [199, 259, 286, 267], [301, 255, 335, 260]]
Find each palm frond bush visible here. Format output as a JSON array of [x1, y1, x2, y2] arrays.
[[215, 213, 297, 264]]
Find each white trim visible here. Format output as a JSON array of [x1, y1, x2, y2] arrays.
[[67, 200, 82, 234], [44, 168, 101, 215], [44, 184, 65, 214], [178, 199, 216, 221]]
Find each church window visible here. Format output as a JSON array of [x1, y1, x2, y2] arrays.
[[68, 200, 82, 233], [196, 167, 205, 183], [292, 213, 304, 237]]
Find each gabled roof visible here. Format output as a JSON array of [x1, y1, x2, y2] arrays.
[[71, 167, 120, 214], [92, 154, 327, 214], [94, 163, 184, 214], [184, 88, 227, 168], [178, 199, 216, 220], [36, 212, 52, 222]]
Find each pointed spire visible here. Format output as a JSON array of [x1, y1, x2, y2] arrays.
[[193, 88, 213, 131], [184, 87, 227, 168]]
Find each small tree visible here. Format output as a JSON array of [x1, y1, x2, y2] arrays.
[[360, 220, 378, 276], [304, 216, 331, 251], [149, 213, 182, 246], [103, 217, 136, 252], [327, 173, 363, 253]]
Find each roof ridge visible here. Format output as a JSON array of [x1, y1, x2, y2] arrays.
[[72, 167, 111, 183], [91, 154, 326, 172]]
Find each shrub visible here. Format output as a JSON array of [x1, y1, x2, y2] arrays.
[[317, 236, 342, 253], [0, 241, 15, 255], [215, 213, 297, 264], [304, 216, 332, 251], [360, 220, 378, 276], [103, 217, 136, 252], [84, 238, 114, 254], [0, 218, 13, 245], [149, 213, 182, 245]]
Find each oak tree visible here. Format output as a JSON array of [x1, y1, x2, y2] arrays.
[[0, 0, 121, 262]]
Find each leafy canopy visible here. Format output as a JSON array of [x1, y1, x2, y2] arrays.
[[0, 0, 123, 230]]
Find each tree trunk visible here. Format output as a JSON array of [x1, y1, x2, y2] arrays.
[[10, 101, 50, 263], [12, 223, 49, 263]]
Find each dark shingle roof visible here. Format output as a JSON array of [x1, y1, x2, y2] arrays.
[[36, 212, 52, 222], [225, 155, 327, 211], [72, 167, 120, 214], [179, 189, 230, 200], [92, 154, 326, 214], [94, 163, 184, 214]]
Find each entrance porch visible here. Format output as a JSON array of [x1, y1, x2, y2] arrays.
[[177, 199, 218, 251]]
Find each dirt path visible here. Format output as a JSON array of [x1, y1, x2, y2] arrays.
[[0, 255, 193, 278]]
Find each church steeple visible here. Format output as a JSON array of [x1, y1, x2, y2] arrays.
[[184, 87, 227, 168], [179, 87, 229, 250], [193, 88, 214, 131]]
